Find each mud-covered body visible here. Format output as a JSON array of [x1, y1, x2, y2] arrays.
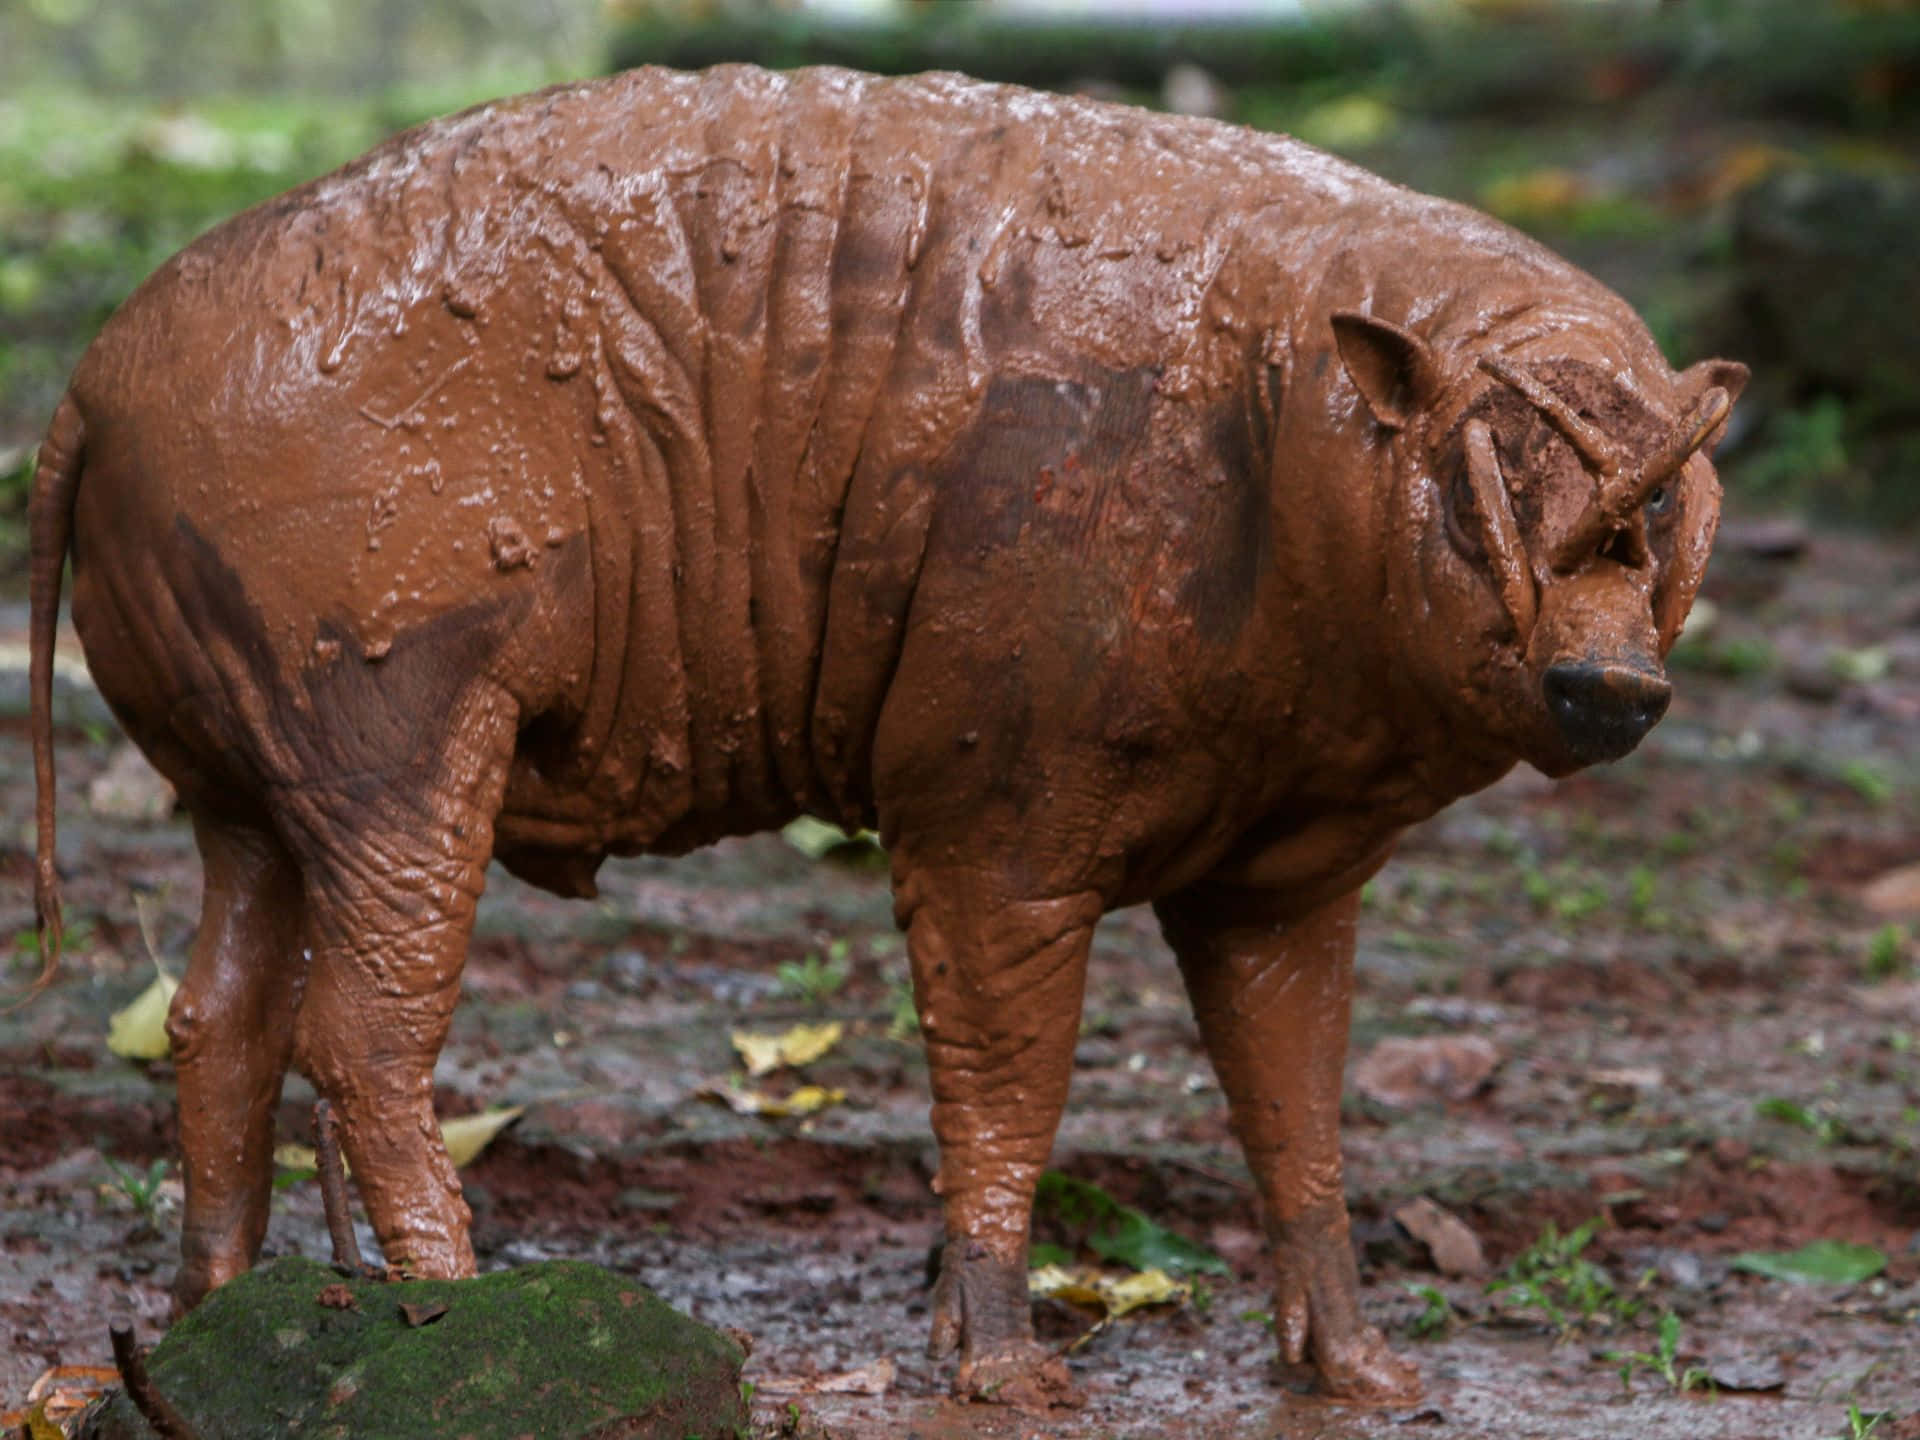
[[34, 64, 1743, 1405], [69, 66, 1636, 902]]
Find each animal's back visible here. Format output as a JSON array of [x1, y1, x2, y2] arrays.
[[58, 63, 1599, 877]]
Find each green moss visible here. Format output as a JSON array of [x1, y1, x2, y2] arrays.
[[84, 1257, 745, 1440]]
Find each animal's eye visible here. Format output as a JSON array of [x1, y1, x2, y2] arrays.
[[1645, 484, 1673, 517], [1445, 466, 1482, 559]]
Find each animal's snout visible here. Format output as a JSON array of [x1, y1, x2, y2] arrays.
[[1542, 659, 1672, 764]]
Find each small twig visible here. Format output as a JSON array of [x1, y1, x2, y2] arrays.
[[313, 1100, 363, 1273], [1161, 1153, 1255, 1193], [109, 1322, 201, 1440]]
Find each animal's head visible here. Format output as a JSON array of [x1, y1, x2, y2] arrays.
[[1330, 310, 1747, 776]]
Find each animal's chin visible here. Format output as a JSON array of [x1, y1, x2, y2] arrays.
[[1521, 723, 1653, 778], [1525, 746, 1586, 781]]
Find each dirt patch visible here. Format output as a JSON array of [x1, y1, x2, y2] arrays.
[[0, 1072, 174, 1176]]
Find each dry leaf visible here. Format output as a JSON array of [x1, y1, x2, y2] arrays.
[[27, 1365, 120, 1402], [271, 1106, 523, 1175], [731, 1021, 844, 1077], [108, 892, 180, 1060], [754, 1357, 896, 1396], [1028, 1262, 1106, 1309], [1393, 1196, 1487, 1277], [1028, 1263, 1188, 1319], [702, 1083, 846, 1118], [106, 966, 177, 1060], [1100, 1268, 1188, 1317], [6, 1364, 121, 1435], [438, 1107, 525, 1167], [780, 816, 883, 860]]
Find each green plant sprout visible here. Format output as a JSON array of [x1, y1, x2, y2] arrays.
[[1604, 1310, 1713, 1395], [776, 940, 851, 1006], [102, 1154, 170, 1218], [1487, 1219, 1635, 1335], [1406, 1284, 1454, 1340]]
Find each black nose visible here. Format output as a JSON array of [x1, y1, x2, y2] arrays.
[[1542, 660, 1672, 764]]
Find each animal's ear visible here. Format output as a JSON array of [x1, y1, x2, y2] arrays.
[[1682, 358, 1749, 408], [1331, 311, 1440, 432]]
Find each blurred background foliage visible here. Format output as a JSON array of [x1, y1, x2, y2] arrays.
[[2, 0, 1917, 582]]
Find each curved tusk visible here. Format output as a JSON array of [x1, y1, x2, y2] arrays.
[[1462, 419, 1537, 641], [1551, 386, 1731, 572], [1479, 355, 1622, 478], [1618, 385, 1731, 513]]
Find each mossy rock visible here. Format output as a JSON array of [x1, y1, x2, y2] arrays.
[[80, 1257, 746, 1440]]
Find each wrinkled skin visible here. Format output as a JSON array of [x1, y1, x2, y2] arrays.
[[27, 65, 1745, 1405]]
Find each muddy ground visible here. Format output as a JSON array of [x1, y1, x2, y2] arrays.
[[2, 515, 1918, 1440]]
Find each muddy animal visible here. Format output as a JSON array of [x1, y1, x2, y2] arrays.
[[29, 64, 1745, 1404]]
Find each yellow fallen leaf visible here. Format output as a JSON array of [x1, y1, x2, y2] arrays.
[[780, 816, 884, 861], [106, 967, 177, 1061], [731, 1021, 843, 1077], [1101, 1267, 1189, 1318], [702, 1083, 846, 1118], [269, 1106, 524, 1175], [1027, 1263, 1107, 1308], [439, 1106, 525, 1167], [1028, 1264, 1188, 1320]]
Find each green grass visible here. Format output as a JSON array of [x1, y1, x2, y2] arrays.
[[1866, 925, 1911, 981], [100, 1153, 170, 1217], [1604, 1310, 1712, 1396], [1405, 1283, 1454, 1340], [1487, 1218, 1638, 1336], [1836, 1402, 1887, 1440], [775, 940, 852, 1007]]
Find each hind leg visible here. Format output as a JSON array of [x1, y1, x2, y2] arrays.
[[168, 816, 308, 1311], [286, 689, 516, 1279]]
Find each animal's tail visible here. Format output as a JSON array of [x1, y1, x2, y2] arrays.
[[17, 394, 84, 1005]]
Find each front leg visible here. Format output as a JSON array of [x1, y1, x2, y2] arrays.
[[1155, 885, 1420, 1403], [895, 866, 1102, 1404]]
